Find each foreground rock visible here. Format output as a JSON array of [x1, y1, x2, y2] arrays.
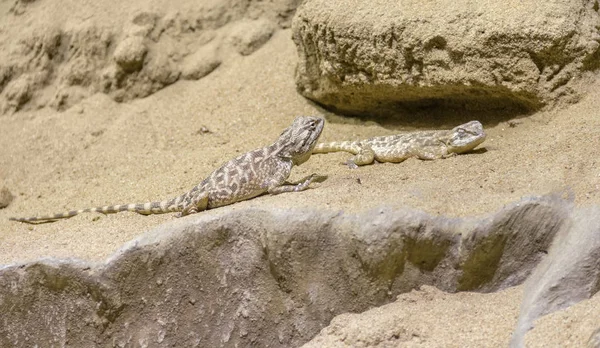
[[513, 206, 600, 347], [523, 292, 600, 348], [588, 327, 600, 348], [292, 0, 600, 116], [303, 200, 600, 348], [0, 196, 574, 347]]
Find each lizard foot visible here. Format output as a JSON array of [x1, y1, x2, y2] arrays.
[[346, 160, 359, 169]]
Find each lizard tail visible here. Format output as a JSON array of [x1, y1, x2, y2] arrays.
[[312, 141, 361, 155], [9, 195, 187, 223]]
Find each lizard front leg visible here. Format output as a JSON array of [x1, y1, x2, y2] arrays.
[[414, 145, 452, 160], [260, 159, 319, 195], [283, 174, 322, 185], [269, 174, 318, 195]]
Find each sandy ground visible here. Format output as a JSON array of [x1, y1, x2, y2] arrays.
[[2, 29, 600, 265], [305, 285, 524, 347], [1, 21, 600, 346]]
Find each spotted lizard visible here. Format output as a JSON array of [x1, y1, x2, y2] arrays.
[[10, 116, 324, 223], [312, 120, 486, 168]]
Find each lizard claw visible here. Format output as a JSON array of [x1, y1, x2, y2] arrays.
[[346, 160, 359, 169], [311, 174, 328, 183]]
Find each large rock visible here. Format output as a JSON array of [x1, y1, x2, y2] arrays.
[[301, 201, 600, 348], [292, 0, 600, 116], [0, 196, 572, 347]]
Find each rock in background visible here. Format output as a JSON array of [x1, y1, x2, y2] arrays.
[[0, 0, 293, 114], [292, 0, 600, 117]]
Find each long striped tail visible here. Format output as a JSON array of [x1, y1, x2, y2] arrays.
[[312, 141, 361, 155], [9, 196, 187, 223]]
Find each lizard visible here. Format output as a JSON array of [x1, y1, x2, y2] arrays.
[[10, 116, 325, 223], [312, 120, 486, 168]]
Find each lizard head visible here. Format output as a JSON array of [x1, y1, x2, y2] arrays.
[[446, 120, 487, 154], [278, 116, 325, 165]]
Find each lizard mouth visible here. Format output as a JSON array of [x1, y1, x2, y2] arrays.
[[449, 121, 486, 153], [452, 132, 486, 153], [293, 117, 324, 165]]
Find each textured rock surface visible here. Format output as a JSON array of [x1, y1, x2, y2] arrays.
[[513, 206, 600, 347], [588, 327, 600, 348], [0, 0, 297, 114], [523, 291, 600, 347], [0, 196, 574, 347], [228, 18, 277, 55], [180, 42, 222, 80], [301, 200, 600, 348], [113, 35, 148, 73], [292, 0, 600, 116]]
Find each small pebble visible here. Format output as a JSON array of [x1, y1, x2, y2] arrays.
[[0, 186, 14, 208]]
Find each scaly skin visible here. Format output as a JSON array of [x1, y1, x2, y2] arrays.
[[10, 116, 325, 223], [312, 121, 486, 168]]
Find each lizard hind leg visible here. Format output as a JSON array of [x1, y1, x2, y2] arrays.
[[347, 143, 375, 168], [179, 191, 209, 217]]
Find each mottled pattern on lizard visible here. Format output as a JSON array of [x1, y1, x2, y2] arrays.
[[10, 116, 324, 223], [312, 121, 486, 168]]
